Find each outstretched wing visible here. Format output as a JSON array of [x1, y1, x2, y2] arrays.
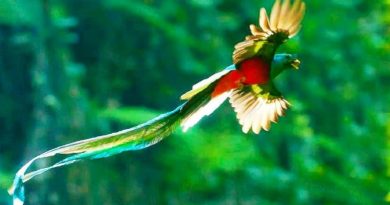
[[233, 0, 305, 64], [229, 83, 290, 134]]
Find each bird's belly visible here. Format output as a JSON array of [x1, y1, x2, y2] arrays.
[[239, 57, 270, 85], [211, 70, 243, 97]]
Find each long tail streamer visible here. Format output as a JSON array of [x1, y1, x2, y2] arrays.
[[9, 82, 217, 205]]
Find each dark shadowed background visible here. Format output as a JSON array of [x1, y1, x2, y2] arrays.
[[0, 0, 389, 204]]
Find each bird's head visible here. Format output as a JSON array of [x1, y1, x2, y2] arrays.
[[271, 53, 300, 79]]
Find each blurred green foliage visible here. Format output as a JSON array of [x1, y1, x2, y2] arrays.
[[0, 0, 389, 204]]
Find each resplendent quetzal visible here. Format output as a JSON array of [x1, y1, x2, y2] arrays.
[[9, 1, 305, 204]]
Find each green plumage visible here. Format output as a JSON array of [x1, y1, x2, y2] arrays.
[[9, 82, 215, 205]]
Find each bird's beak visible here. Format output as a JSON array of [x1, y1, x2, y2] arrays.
[[291, 59, 300, 70]]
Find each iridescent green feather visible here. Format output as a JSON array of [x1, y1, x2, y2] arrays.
[[9, 81, 216, 205]]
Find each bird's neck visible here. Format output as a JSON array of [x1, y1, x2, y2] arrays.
[[270, 61, 287, 80]]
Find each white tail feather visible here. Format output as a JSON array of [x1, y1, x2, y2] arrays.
[[181, 91, 231, 132]]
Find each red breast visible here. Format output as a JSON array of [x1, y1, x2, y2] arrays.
[[239, 57, 270, 85], [211, 58, 270, 98]]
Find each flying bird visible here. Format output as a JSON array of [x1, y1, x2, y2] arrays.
[[9, 0, 305, 204]]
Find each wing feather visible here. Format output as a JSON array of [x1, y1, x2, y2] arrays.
[[229, 86, 290, 134], [232, 0, 305, 64], [278, 0, 291, 29], [259, 8, 272, 33], [270, 0, 282, 30]]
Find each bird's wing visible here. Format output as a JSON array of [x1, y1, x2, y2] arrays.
[[233, 0, 305, 64], [180, 65, 236, 131], [229, 82, 290, 134]]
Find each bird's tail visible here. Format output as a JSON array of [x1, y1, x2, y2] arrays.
[[8, 83, 219, 205]]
